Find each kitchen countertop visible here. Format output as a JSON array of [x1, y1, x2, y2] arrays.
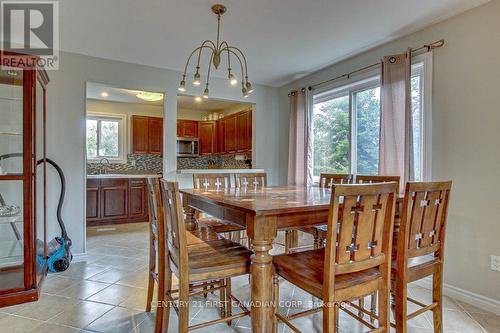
[[177, 169, 265, 174], [87, 174, 162, 179]]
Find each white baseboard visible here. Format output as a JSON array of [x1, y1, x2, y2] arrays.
[[414, 277, 500, 315]]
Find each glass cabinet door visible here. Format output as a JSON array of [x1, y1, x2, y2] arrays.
[[0, 68, 25, 292]]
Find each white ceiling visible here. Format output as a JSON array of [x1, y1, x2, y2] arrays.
[[61, 0, 489, 86]]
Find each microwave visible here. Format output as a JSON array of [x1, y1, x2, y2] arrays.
[[176, 137, 199, 157]]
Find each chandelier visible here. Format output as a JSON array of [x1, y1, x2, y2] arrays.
[[178, 4, 253, 99]]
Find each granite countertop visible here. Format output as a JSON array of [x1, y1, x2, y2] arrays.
[[177, 168, 265, 174], [87, 173, 162, 179]]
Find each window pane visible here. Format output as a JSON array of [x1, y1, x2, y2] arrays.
[[312, 95, 350, 176], [411, 73, 423, 181], [99, 120, 119, 157], [355, 87, 380, 175], [86, 119, 98, 158]]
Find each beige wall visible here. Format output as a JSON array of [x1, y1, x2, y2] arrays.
[[86, 99, 163, 118], [279, 0, 500, 301]]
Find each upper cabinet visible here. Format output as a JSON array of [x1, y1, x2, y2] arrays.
[[177, 120, 198, 138], [132, 116, 163, 154], [221, 110, 252, 154], [223, 116, 237, 153], [198, 121, 216, 155]]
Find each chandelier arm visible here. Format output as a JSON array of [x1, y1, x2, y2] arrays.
[[205, 51, 215, 86], [196, 40, 217, 69], [182, 44, 214, 76], [221, 47, 245, 87], [227, 46, 249, 82], [219, 41, 231, 72]]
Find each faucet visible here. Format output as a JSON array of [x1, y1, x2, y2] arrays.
[[98, 158, 110, 174]]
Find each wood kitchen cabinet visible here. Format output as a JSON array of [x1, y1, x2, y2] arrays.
[[216, 119, 225, 153], [199, 121, 217, 155], [177, 120, 198, 138], [132, 116, 163, 154], [86, 178, 149, 226], [236, 110, 252, 152], [224, 116, 238, 153]]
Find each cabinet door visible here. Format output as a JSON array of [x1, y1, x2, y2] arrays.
[[128, 179, 148, 220], [148, 117, 163, 154], [132, 116, 149, 154], [216, 120, 225, 153], [236, 111, 252, 152], [86, 179, 100, 221], [177, 120, 182, 137], [199, 121, 216, 155], [181, 120, 198, 138], [224, 116, 237, 153], [100, 179, 128, 220]]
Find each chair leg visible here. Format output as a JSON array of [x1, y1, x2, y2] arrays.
[[160, 265, 172, 333], [323, 301, 338, 333], [370, 292, 377, 324], [178, 280, 190, 333], [146, 271, 155, 312], [378, 283, 390, 333], [219, 279, 226, 319], [284, 230, 291, 254], [358, 297, 365, 319], [272, 275, 279, 333], [226, 278, 232, 326], [146, 233, 156, 312], [394, 280, 407, 333], [432, 264, 444, 333]]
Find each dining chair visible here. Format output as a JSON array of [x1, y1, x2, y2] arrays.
[[272, 182, 398, 333], [293, 173, 353, 253], [161, 180, 252, 332], [234, 172, 267, 189], [192, 173, 245, 239], [391, 181, 452, 333], [145, 178, 223, 332]]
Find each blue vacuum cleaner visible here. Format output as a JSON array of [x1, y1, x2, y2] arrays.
[[36, 158, 73, 272]]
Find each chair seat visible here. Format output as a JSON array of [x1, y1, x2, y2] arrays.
[[391, 254, 438, 282], [273, 248, 381, 299], [197, 217, 246, 233], [169, 238, 252, 282], [186, 228, 222, 246]]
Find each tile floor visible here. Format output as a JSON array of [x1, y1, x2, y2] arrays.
[[1, 222, 498, 332]]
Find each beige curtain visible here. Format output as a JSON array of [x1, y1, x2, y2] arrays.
[[288, 89, 313, 187], [379, 50, 414, 193]]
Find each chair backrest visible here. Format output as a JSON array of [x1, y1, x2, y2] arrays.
[[355, 175, 401, 189], [234, 172, 267, 189], [323, 182, 397, 282], [160, 180, 189, 273], [192, 173, 230, 191], [146, 178, 165, 274], [319, 173, 352, 188], [397, 181, 452, 260]]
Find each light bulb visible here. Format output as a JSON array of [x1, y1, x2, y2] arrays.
[[242, 87, 249, 98], [228, 73, 238, 86], [178, 80, 186, 92], [193, 72, 201, 86], [203, 87, 209, 99], [245, 82, 254, 94]]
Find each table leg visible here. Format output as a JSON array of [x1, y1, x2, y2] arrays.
[[248, 215, 277, 333], [182, 194, 197, 231]]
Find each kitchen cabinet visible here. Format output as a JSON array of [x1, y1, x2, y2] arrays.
[[0, 52, 49, 307], [224, 116, 237, 153], [216, 120, 225, 153], [177, 120, 198, 138], [132, 116, 163, 154], [236, 111, 252, 152], [86, 177, 149, 226], [199, 121, 217, 155]]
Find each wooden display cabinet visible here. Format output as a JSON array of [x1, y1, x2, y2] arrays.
[[0, 52, 49, 307]]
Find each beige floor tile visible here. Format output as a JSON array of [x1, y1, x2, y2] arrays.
[[456, 300, 496, 315], [116, 270, 149, 288], [87, 283, 145, 307], [58, 261, 108, 280], [13, 293, 79, 321], [425, 308, 487, 332], [468, 312, 500, 333], [131, 310, 178, 333], [56, 279, 110, 300], [48, 300, 114, 328], [31, 322, 87, 333], [41, 275, 80, 294], [87, 268, 132, 284], [0, 314, 43, 332], [84, 306, 149, 333]]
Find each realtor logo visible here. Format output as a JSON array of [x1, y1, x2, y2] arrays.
[[1, 1, 59, 69]]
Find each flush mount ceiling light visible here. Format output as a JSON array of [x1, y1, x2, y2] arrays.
[[136, 91, 164, 102], [100, 92, 109, 97], [178, 4, 253, 99]]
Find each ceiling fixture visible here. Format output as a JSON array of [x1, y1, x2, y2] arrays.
[[178, 4, 253, 99], [136, 91, 164, 102], [100, 92, 109, 97]]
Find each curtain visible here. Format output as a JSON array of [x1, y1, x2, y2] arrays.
[[288, 88, 313, 187], [379, 50, 414, 193]]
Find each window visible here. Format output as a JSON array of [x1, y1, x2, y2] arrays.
[[312, 55, 431, 181], [86, 114, 125, 162]]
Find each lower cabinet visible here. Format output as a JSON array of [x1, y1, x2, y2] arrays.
[[86, 178, 149, 226]]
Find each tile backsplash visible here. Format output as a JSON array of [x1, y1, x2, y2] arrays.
[[87, 154, 163, 174], [177, 155, 251, 170]]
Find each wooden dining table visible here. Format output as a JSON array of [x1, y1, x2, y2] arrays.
[[180, 185, 402, 333]]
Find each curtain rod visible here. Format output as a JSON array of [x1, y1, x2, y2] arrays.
[[306, 39, 445, 91]]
